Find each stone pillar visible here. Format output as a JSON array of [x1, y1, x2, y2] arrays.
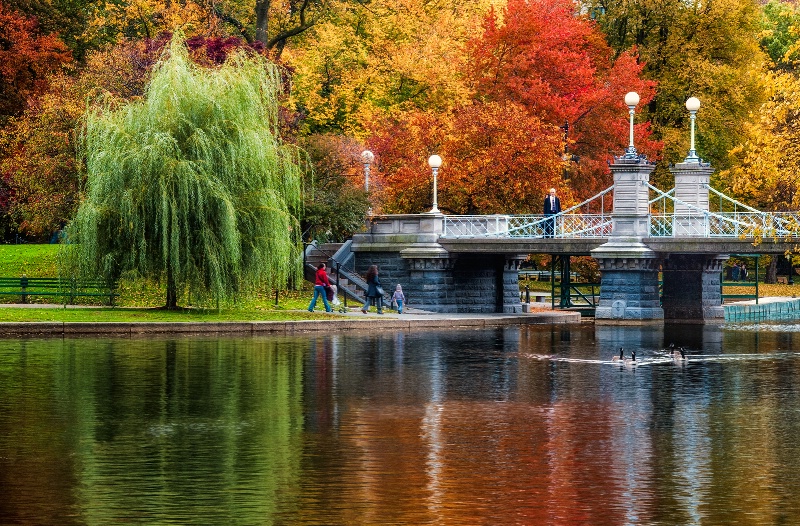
[[609, 157, 654, 238], [404, 253, 458, 312], [593, 252, 663, 321], [592, 156, 663, 322], [670, 161, 714, 235], [501, 256, 527, 314], [661, 254, 727, 322]]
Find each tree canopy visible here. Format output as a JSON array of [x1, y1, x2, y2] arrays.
[[63, 37, 304, 308], [1, 0, 799, 244]]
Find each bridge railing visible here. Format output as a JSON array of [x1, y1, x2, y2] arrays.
[[442, 186, 614, 239], [442, 214, 613, 238], [649, 212, 800, 237], [442, 215, 510, 237]]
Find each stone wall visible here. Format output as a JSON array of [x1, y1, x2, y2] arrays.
[[353, 251, 521, 313]]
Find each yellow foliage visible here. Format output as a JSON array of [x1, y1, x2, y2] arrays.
[[720, 71, 800, 211], [81, 0, 213, 46], [285, 0, 500, 137]]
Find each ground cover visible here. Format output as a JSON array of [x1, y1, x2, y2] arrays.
[[0, 244, 315, 313], [0, 307, 336, 323]]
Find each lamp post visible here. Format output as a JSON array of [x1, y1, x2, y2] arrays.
[[624, 91, 640, 159], [361, 150, 374, 192], [684, 97, 701, 163], [560, 121, 569, 180], [428, 154, 442, 214]]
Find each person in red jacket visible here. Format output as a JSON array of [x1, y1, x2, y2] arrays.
[[308, 263, 332, 312]]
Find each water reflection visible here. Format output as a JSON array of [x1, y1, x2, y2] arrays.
[[2, 325, 800, 524]]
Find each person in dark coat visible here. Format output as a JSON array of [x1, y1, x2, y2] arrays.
[[543, 187, 561, 237], [308, 263, 332, 312], [362, 264, 384, 314]]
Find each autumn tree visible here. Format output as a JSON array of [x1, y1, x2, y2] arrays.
[[4, 0, 105, 60], [0, 4, 72, 120], [286, 0, 495, 135], [366, 0, 659, 215], [721, 71, 800, 212], [0, 74, 83, 240], [588, 0, 768, 187], [467, 0, 659, 196], [369, 101, 565, 215]]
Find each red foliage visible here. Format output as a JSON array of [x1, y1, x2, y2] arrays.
[[369, 101, 566, 215], [467, 0, 661, 195], [0, 4, 71, 117]]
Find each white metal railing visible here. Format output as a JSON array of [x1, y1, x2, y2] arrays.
[[442, 186, 614, 239], [442, 213, 613, 238], [649, 212, 800, 238], [442, 211, 800, 239], [439, 184, 800, 239]]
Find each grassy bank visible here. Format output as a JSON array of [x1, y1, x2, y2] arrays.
[[0, 307, 341, 323], [0, 244, 313, 311]]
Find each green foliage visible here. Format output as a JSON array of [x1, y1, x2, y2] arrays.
[[64, 36, 304, 308], [589, 0, 768, 187], [299, 134, 368, 242], [760, 1, 800, 70]]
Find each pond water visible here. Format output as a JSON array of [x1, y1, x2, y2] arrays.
[[2, 322, 800, 525]]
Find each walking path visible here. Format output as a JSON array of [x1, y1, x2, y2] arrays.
[[0, 304, 581, 336]]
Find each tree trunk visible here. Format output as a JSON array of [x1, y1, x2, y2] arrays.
[[166, 262, 178, 309], [255, 0, 270, 45], [766, 256, 777, 284]]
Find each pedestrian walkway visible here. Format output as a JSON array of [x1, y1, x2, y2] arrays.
[[0, 306, 581, 336]]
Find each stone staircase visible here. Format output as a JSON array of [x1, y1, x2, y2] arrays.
[[304, 241, 367, 304]]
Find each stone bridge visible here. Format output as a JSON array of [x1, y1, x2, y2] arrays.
[[347, 156, 800, 324]]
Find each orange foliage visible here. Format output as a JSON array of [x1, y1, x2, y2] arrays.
[[0, 4, 72, 117], [370, 101, 565, 215], [467, 0, 660, 195], [366, 0, 661, 214]]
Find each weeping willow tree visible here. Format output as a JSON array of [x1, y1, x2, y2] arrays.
[[63, 36, 303, 309]]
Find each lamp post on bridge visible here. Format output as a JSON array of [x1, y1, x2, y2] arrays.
[[428, 154, 442, 214], [624, 91, 640, 159], [361, 150, 374, 192], [684, 97, 701, 163], [361, 149, 374, 216]]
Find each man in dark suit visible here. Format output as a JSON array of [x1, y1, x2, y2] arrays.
[[543, 188, 561, 237]]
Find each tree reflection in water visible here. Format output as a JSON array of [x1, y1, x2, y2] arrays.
[[1, 324, 800, 524]]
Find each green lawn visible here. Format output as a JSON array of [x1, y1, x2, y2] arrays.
[[0, 307, 341, 322], [0, 244, 59, 276], [0, 244, 317, 315]]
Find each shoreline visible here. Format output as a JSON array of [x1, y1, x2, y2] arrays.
[[0, 310, 582, 336]]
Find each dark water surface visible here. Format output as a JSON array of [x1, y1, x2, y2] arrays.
[[3, 323, 800, 525]]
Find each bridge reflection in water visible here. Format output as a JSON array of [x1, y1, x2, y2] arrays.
[[2, 327, 800, 524]]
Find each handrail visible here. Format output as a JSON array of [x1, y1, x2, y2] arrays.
[[705, 184, 762, 213], [560, 185, 614, 214]]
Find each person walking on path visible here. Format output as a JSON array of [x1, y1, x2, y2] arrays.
[[308, 263, 332, 313], [391, 284, 406, 314], [362, 265, 384, 314], [543, 188, 561, 238]]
